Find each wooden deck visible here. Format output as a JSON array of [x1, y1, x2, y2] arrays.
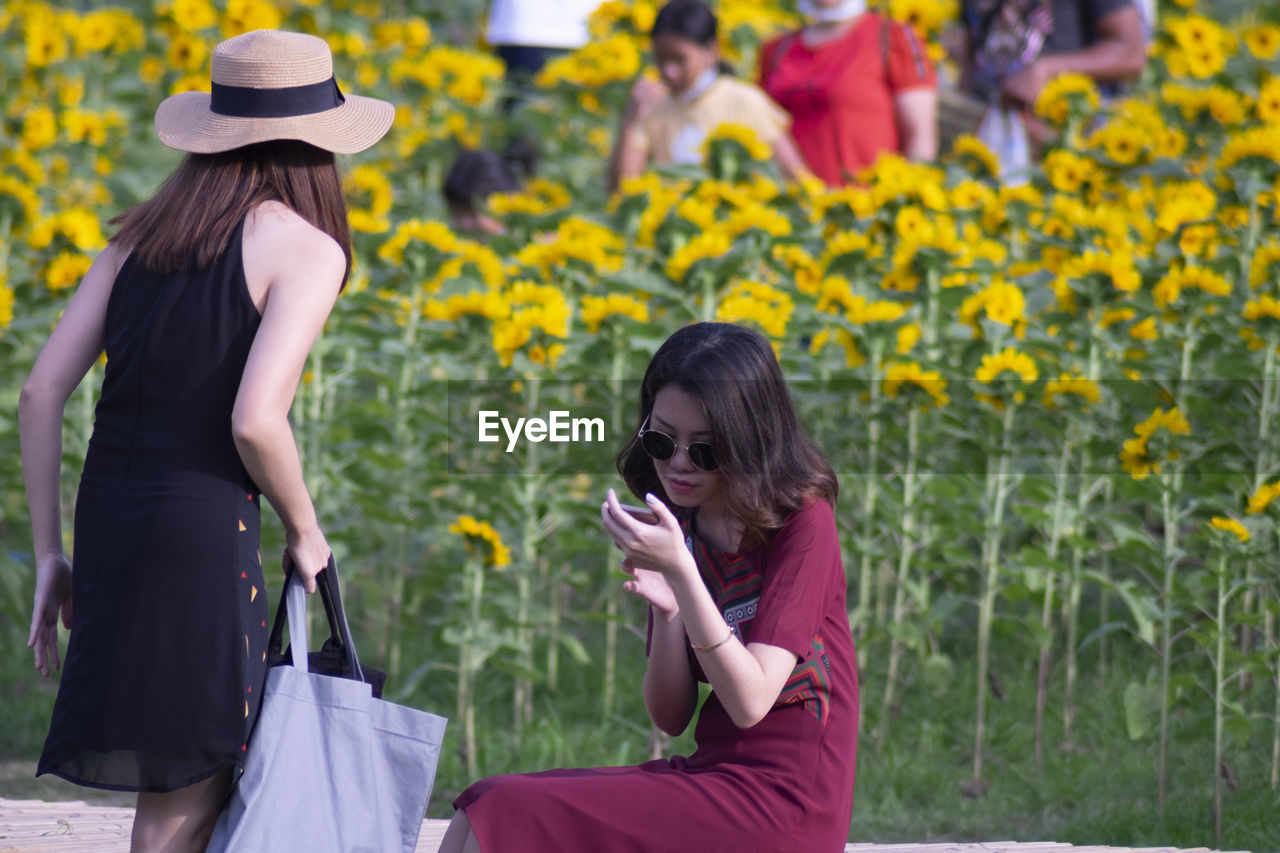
[[0, 798, 1239, 853]]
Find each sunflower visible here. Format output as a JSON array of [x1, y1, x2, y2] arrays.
[[0, 277, 13, 331], [700, 122, 772, 163], [1119, 407, 1191, 480], [1043, 374, 1100, 409], [1153, 265, 1232, 308], [448, 515, 511, 568], [884, 361, 949, 407], [1247, 481, 1280, 514], [1257, 76, 1280, 125], [975, 347, 1038, 384], [664, 229, 732, 282], [1250, 243, 1280, 290], [1043, 149, 1097, 193], [1245, 24, 1280, 60], [1208, 516, 1250, 543], [949, 134, 1000, 177], [1217, 126, 1280, 175], [344, 165, 393, 234], [959, 279, 1025, 338], [581, 293, 650, 334], [1034, 73, 1100, 124], [716, 280, 794, 339]]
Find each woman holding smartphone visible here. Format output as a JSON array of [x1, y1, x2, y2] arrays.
[[441, 322, 859, 852]]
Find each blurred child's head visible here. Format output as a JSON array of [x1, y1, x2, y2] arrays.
[[651, 0, 721, 95], [442, 143, 536, 235]]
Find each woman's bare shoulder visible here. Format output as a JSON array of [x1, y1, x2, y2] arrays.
[[97, 240, 131, 278], [243, 201, 344, 275], [246, 201, 341, 255]]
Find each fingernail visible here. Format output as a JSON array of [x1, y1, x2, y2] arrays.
[[645, 492, 657, 504]]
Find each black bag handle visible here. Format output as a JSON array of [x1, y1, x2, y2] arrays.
[[267, 555, 372, 686]]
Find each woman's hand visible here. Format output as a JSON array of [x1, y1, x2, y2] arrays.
[[28, 552, 73, 678], [283, 527, 331, 594], [625, 76, 669, 124], [619, 557, 679, 617], [601, 489, 695, 585]]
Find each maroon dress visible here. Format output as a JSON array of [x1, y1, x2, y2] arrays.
[[454, 499, 859, 852]]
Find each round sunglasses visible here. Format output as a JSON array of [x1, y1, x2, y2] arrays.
[[637, 416, 720, 472]]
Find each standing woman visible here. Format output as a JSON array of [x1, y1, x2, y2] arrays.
[[759, 0, 938, 185], [19, 31, 392, 853], [440, 322, 858, 853], [609, 0, 809, 191]]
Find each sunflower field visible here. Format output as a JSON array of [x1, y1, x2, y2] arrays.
[[2, 0, 1279, 847]]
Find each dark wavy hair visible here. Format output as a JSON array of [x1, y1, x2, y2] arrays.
[[617, 322, 837, 549]]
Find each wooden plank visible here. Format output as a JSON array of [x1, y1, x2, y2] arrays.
[[0, 799, 1244, 853], [415, 819, 450, 852]]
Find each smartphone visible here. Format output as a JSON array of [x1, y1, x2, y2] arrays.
[[618, 503, 659, 524]]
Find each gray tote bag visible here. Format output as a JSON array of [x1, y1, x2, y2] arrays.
[[208, 560, 447, 853]]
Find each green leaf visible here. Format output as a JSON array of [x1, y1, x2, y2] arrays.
[[557, 633, 592, 665], [1088, 573, 1158, 647], [921, 654, 954, 696], [1123, 681, 1159, 741]]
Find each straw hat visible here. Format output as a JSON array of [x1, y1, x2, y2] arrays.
[[154, 30, 393, 155]]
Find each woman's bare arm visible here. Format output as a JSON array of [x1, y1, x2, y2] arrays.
[[20, 243, 126, 674], [233, 202, 344, 592]]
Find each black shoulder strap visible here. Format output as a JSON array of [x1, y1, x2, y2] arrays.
[[882, 16, 892, 79], [766, 29, 799, 83], [882, 16, 929, 84]]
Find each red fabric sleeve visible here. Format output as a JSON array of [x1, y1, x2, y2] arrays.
[[885, 20, 936, 93], [743, 500, 839, 660]]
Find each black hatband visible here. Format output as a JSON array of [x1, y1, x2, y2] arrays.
[[210, 77, 345, 118]]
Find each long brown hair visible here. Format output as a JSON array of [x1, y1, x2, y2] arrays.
[[110, 140, 352, 285], [618, 322, 838, 550]]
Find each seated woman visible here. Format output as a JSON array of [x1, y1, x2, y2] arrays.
[[608, 0, 809, 191], [759, 0, 938, 185], [439, 322, 859, 853]]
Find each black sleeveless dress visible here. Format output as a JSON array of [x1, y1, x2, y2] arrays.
[[38, 218, 269, 793]]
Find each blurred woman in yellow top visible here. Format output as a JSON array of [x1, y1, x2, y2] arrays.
[[608, 0, 809, 191]]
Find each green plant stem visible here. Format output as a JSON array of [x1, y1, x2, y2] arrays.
[[975, 400, 1015, 781], [1156, 463, 1183, 815], [877, 403, 919, 754], [1066, 330, 1102, 735], [385, 285, 425, 680], [1273, 566, 1280, 791], [1272, 523, 1280, 791], [1213, 552, 1228, 849], [923, 267, 941, 361], [518, 378, 543, 737], [701, 271, 716, 324], [855, 338, 886, 665], [458, 556, 485, 780], [1063, 448, 1093, 741], [603, 343, 627, 719], [1243, 337, 1277, 691], [1156, 320, 1196, 813], [1036, 432, 1073, 771], [1097, 474, 1115, 683], [1091, 306, 1115, 684]]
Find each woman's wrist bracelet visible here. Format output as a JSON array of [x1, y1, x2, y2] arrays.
[[690, 626, 734, 652]]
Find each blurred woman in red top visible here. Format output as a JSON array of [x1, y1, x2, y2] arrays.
[[759, 0, 938, 185]]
